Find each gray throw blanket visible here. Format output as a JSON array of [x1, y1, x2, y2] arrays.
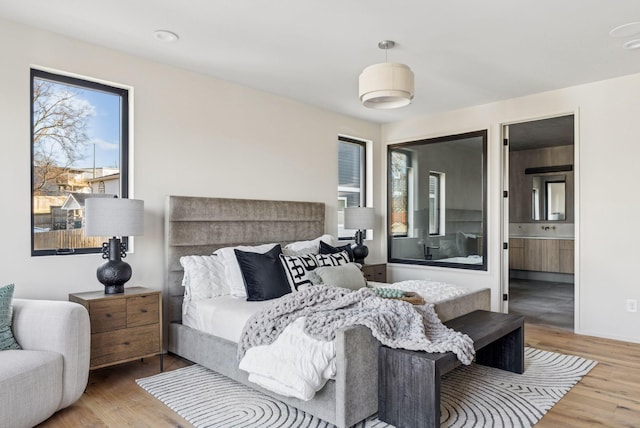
[[238, 285, 475, 365]]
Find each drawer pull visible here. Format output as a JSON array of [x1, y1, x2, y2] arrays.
[[124, 342, 130, 346], [106, 314, 112, 318], [141, 309, 148, 313]]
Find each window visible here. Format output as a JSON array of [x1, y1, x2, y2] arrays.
[[390, 151, 410, 237], [31, 69, 129, 256], [428, 172, 444, 236], [387, 130, 487, 270], [338, 136, 366, 240]]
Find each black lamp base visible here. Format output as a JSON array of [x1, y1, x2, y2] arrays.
[[352, 229, 369, 264], [104, 284, 125, 295], [352, 244, 369, 265], [97, 238, 131, 294]]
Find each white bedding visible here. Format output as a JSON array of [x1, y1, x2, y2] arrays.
[[182, 295, 277, 343], [239, 317, 336, 400], [369, 279, 470, 302]]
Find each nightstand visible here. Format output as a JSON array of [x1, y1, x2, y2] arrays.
[[69, 286, 162, 371], [361, 263, 387, 283]]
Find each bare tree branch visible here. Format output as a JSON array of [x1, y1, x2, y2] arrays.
[[32, 78, 94, 195]]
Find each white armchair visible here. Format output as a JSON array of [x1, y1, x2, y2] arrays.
[[0, 299, 90, 428]]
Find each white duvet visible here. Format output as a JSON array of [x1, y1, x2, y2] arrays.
[[238, 317, 336, 401]]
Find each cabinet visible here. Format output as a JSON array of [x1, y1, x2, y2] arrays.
[[559, 240, 574, 274], [361, 263, 387, 283], [69, 287, 162, 370], [509, 239, 574, 274], [509, 238, 525, 270]]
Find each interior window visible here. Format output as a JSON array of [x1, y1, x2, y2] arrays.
[[337, 136, 366, 240], [387, 130, 487, 270], [31, 69, 129, 256]]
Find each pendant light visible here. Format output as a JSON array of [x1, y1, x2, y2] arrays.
[[358, 40, 414, 109]]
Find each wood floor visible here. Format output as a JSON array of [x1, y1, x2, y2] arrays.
[[39, 323, 640, 427]]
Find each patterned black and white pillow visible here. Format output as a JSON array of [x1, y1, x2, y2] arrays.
[[279, 253, 319, 291], [313, 251, 350, 268]]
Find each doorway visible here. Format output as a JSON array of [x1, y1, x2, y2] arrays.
[[502, 115, 576, 330]]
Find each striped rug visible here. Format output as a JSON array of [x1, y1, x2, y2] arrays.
[[137, 347, 595, 428]]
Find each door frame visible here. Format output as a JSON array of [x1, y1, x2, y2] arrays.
[[500, 110, 580, 332]]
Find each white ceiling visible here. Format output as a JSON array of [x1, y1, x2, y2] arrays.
[[1, 0, 639, 124]]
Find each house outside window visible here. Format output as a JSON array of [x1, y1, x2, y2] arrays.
[[338, 136, 366, 240], [31, 69, 129, 256]]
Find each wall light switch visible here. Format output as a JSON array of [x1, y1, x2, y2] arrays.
[[626, 299, 638, 313]]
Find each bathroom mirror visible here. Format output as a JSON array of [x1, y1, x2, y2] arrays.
[[531, 175, 566, 221], [387, 130, 487, 271]]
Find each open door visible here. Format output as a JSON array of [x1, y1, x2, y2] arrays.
[[501, 114, 576, 330]]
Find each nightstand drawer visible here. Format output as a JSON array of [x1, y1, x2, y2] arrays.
[[127, 294, 159, 327], [90, 324, 160, 368], [362, 263, 387, 283], [89, 299, 126, 333]]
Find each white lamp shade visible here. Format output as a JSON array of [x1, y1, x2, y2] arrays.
[[85, 198, 144, 237], [359, 62, 414, 109], [344, 207, 375, 230]]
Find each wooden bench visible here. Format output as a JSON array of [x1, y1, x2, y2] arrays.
[[378, 310, 525, 428]]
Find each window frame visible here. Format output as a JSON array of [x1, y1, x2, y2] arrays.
[[387, 130, 488, 271], [30, 68, 130, 257], [337, 135, 367, 241]]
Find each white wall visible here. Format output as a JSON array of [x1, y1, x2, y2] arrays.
[[382, 73, 640, 344], [2, 17, 638, 345], [0, 18, 381, 300]]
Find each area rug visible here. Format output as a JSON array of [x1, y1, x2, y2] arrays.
[[137, 347, 596, 428]]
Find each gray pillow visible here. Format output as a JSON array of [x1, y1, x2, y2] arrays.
[[0, 283, 21, 350], [314, 263, 367, 290]]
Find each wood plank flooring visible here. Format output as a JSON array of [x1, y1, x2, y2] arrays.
[[38, 323, 640, 427]]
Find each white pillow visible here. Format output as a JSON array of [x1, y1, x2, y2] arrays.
[[280, 253, 319, 291], [314, 263, 367, 290], [314, 250, 350, 267], [214, 243, 278, 298], [283, 234, 335, 255], [180, 255, 227, 301]]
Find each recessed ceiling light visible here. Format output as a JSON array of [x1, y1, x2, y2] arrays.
[[153, 30, 179, 43], [609, 22, 640, 38], [623, 39, 640, 50]]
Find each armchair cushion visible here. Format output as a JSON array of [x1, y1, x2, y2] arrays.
[[0, 350, 62, 428], [11, 299, 90, 409]]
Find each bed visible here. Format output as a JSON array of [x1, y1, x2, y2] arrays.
[[165, 195, 490, 428]]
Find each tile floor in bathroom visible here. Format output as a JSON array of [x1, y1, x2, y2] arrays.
[[508, 278, 574, 330]]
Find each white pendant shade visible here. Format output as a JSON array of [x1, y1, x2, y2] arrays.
[[359, 62, 414, 109]]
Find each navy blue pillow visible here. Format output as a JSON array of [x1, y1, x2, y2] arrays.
[[319, 240, 354, 262], [235, 244, 291, 301]]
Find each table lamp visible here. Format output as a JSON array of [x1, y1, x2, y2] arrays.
[[85, 197, 144, 294], [344, 207, 375, 264]]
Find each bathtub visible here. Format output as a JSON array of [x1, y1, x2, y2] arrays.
[[435, 255, 483, 265]]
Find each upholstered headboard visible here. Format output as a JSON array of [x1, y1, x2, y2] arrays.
[[165, 196, 325, 324]]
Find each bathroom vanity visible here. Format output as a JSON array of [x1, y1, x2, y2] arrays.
[[509, 237, 574, 274]]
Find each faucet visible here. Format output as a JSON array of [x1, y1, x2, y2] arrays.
[[424, 245, 439, 260]]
